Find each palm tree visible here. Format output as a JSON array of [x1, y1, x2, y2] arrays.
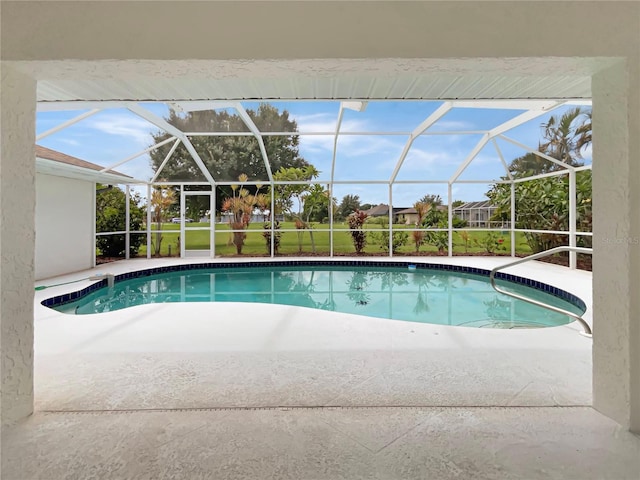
[[412, 201, 432, 252], [539, 107, 591, 166], [574, 110, 592, 156], [221, 174, 256, 254]]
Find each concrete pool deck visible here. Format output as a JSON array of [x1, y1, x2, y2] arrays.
[[33, 256, 592, 411], [8, 257, 638, 479]]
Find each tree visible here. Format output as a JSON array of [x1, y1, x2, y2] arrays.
[[96, 185, 144, 257], [337, 194, 361, 220], [270, 166, 320, 253], [148, 104, 310, 209], [508, 152, 555, 177], [508, 108, 590, 178], [488, 172, 592, 252], [150, 187, 176, 256], [539, 107, 590, 166], [486, 108, 592, 253], [302, 184, 334, 224], [574, 110, 592, 154], [419, 194, 443, 206], [184, 194, 208, 222]]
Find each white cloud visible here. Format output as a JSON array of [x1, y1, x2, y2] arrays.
[[298, 118, 402, 157], [87, 113, 155, 146], [299, 135, 335, 153], [293, 113, 337, 132], [339, 135, 402, 158], [402, 148, 454, 172]]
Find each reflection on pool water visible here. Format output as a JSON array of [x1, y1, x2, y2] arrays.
[[49, 265, 585, 329]]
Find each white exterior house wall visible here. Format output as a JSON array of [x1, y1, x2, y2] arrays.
[[35, 173, 94, 280]]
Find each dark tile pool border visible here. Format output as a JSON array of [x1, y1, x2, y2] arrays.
[[41, 260, 587, 313]]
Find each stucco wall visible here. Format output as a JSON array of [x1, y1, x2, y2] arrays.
[[35, 174, 94, 280], [1, 0, 639, 430], [1, 66, 36, 425]]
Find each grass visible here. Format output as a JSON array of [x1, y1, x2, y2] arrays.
[[135, 222, 533, 257]]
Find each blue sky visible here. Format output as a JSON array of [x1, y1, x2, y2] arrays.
[[36, 101, 591, 207]]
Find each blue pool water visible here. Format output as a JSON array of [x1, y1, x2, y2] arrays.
[[48, 264, 585, 329]]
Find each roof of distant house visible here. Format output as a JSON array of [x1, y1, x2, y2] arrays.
[[362, 204, 387, 216], [396, 207, 417, 215], [363, 204, 412, 216], [36, 145, 129, 178], [453, 200, 495, 210], [35, 145, 141, 184]]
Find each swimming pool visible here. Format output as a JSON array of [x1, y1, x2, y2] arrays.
[[44, 261, 585, 329]]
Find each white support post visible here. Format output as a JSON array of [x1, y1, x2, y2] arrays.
[[328, 183, 334, 258], [327, 182, 334, 258], [388, 185, 393, 257], [92, 182, 97, 268], [330, 105, 346, 257], [146, 184, 152, 259], [448, 183, 453, 257], [125, 185, 131, 260], [270, 184, 275, 257], [329, 182, 334, 258], [180, 185, 185, 258], [510, 182, 516, 258], [569, 169, 577, 269], [214, 190, 216, 258]]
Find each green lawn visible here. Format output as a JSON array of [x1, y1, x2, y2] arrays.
[[136, 222, 533, 257]]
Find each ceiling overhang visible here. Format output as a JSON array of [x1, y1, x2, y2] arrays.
[[14, 57, 611, 105]]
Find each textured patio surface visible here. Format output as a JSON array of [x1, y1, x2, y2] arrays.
[[4, 406, 639, 480], [17, 257, 616, 479]]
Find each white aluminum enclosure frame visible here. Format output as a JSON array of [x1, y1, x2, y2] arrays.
[[36, 99, 593, 269]]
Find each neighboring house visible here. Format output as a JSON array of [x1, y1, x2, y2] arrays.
[[395, 207, 419, 225], [453, 200, 506, 228], [363, 204, 409, 223], [365, 203, 449, 224], [218, 210, 282, 224], [35, 145, 132, 280]]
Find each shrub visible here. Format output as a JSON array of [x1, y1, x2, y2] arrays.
[[262, 221, 282, 254], [474, 231, 507, 254], [95, 185, 144, 257], [369, 217, 408, 253], [347, 209, 368, 253]]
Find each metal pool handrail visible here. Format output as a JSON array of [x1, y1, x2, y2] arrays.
[[489, 246, 593, 337]]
